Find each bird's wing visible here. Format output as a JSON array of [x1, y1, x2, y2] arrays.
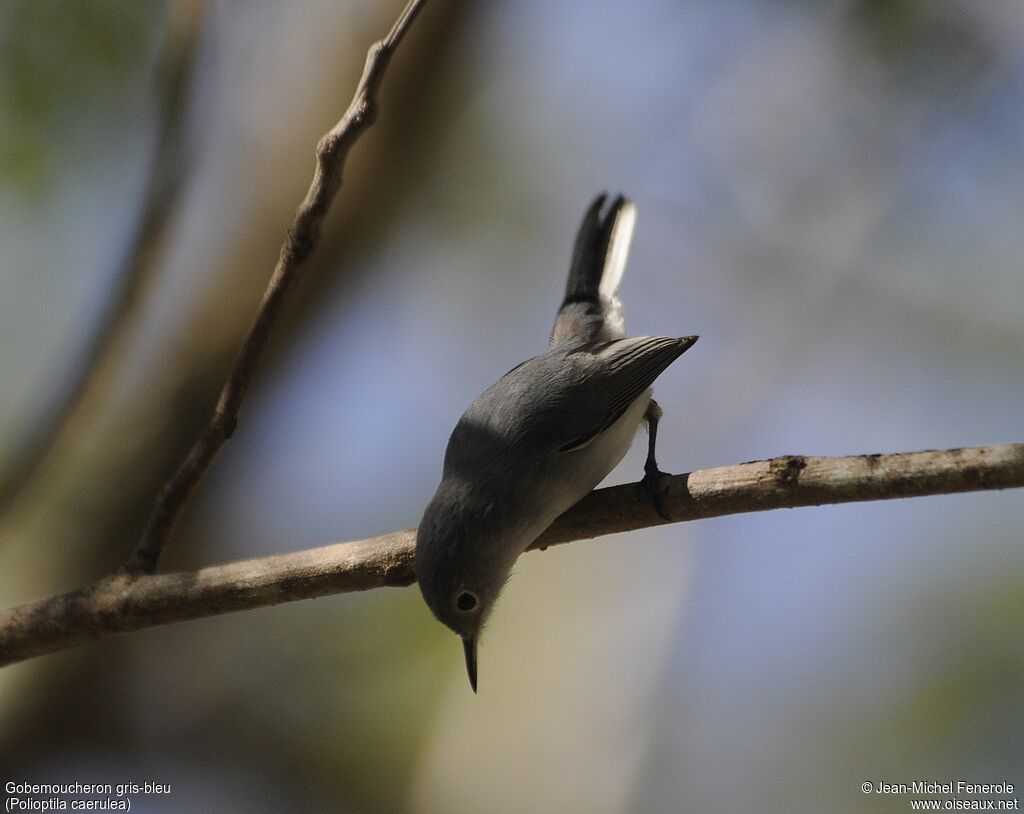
[[558, 335, 697, 452]]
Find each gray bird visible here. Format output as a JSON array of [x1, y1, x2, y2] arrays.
[[416, 194, 697, 692]]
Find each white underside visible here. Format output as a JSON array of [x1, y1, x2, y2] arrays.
[[516, 389, 651, 552]]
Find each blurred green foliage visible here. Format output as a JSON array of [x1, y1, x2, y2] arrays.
[[848, 0, 997, 93], [0, 0, 162, 189], [905, 585, 1024, 771]]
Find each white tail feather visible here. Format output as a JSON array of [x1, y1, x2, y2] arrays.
[[599, 200, 636, 301]]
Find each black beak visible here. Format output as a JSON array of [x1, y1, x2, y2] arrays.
[[462, 636, 478, 693]]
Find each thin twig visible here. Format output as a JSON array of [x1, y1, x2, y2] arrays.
[[1, 443, 1021, 667], [124, 0, 429, 574], [0, 0, 205, 517]]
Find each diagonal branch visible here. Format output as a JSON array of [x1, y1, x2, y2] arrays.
[[0, 0, 205, 517], [1, 443, 1021, 668], [124, 0, 429, 574]]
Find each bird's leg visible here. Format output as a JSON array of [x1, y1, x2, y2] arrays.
[[641, 399, 672, 521]]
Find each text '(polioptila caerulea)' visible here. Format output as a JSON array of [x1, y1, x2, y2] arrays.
[[416, 194, 698, 692]]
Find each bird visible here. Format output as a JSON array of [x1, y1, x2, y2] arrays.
[[415, 194, 698, 692]]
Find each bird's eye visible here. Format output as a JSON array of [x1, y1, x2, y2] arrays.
[[455, 591, 478, 612]]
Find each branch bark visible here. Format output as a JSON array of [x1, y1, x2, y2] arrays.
[[1, 443, 1021, 668], [124, 0, 428, 574]]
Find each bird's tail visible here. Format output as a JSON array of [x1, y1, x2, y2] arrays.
[[550, 194, 636, 347]]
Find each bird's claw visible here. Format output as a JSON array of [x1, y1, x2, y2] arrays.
[[642, 463, 672, 521]]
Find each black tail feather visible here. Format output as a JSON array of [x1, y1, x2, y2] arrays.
[[562, 193, 627, 306]]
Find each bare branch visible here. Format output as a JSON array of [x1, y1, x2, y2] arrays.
[[124, 0, 429, 574], [2, 443, 1021, 668], [0, 0, 205, 517]]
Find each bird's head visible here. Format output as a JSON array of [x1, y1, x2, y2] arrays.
[[415, 483, 519, 693]]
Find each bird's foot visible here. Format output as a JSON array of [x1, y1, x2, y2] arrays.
[[642, 461, 672, 522]]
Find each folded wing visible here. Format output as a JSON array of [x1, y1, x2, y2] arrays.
[[558, 335, 698, 452]]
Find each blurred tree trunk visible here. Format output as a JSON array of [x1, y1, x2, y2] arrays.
[[0, 0, 467, 774]]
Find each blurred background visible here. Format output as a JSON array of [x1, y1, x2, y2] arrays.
[[1, 0, 1022, 811]]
